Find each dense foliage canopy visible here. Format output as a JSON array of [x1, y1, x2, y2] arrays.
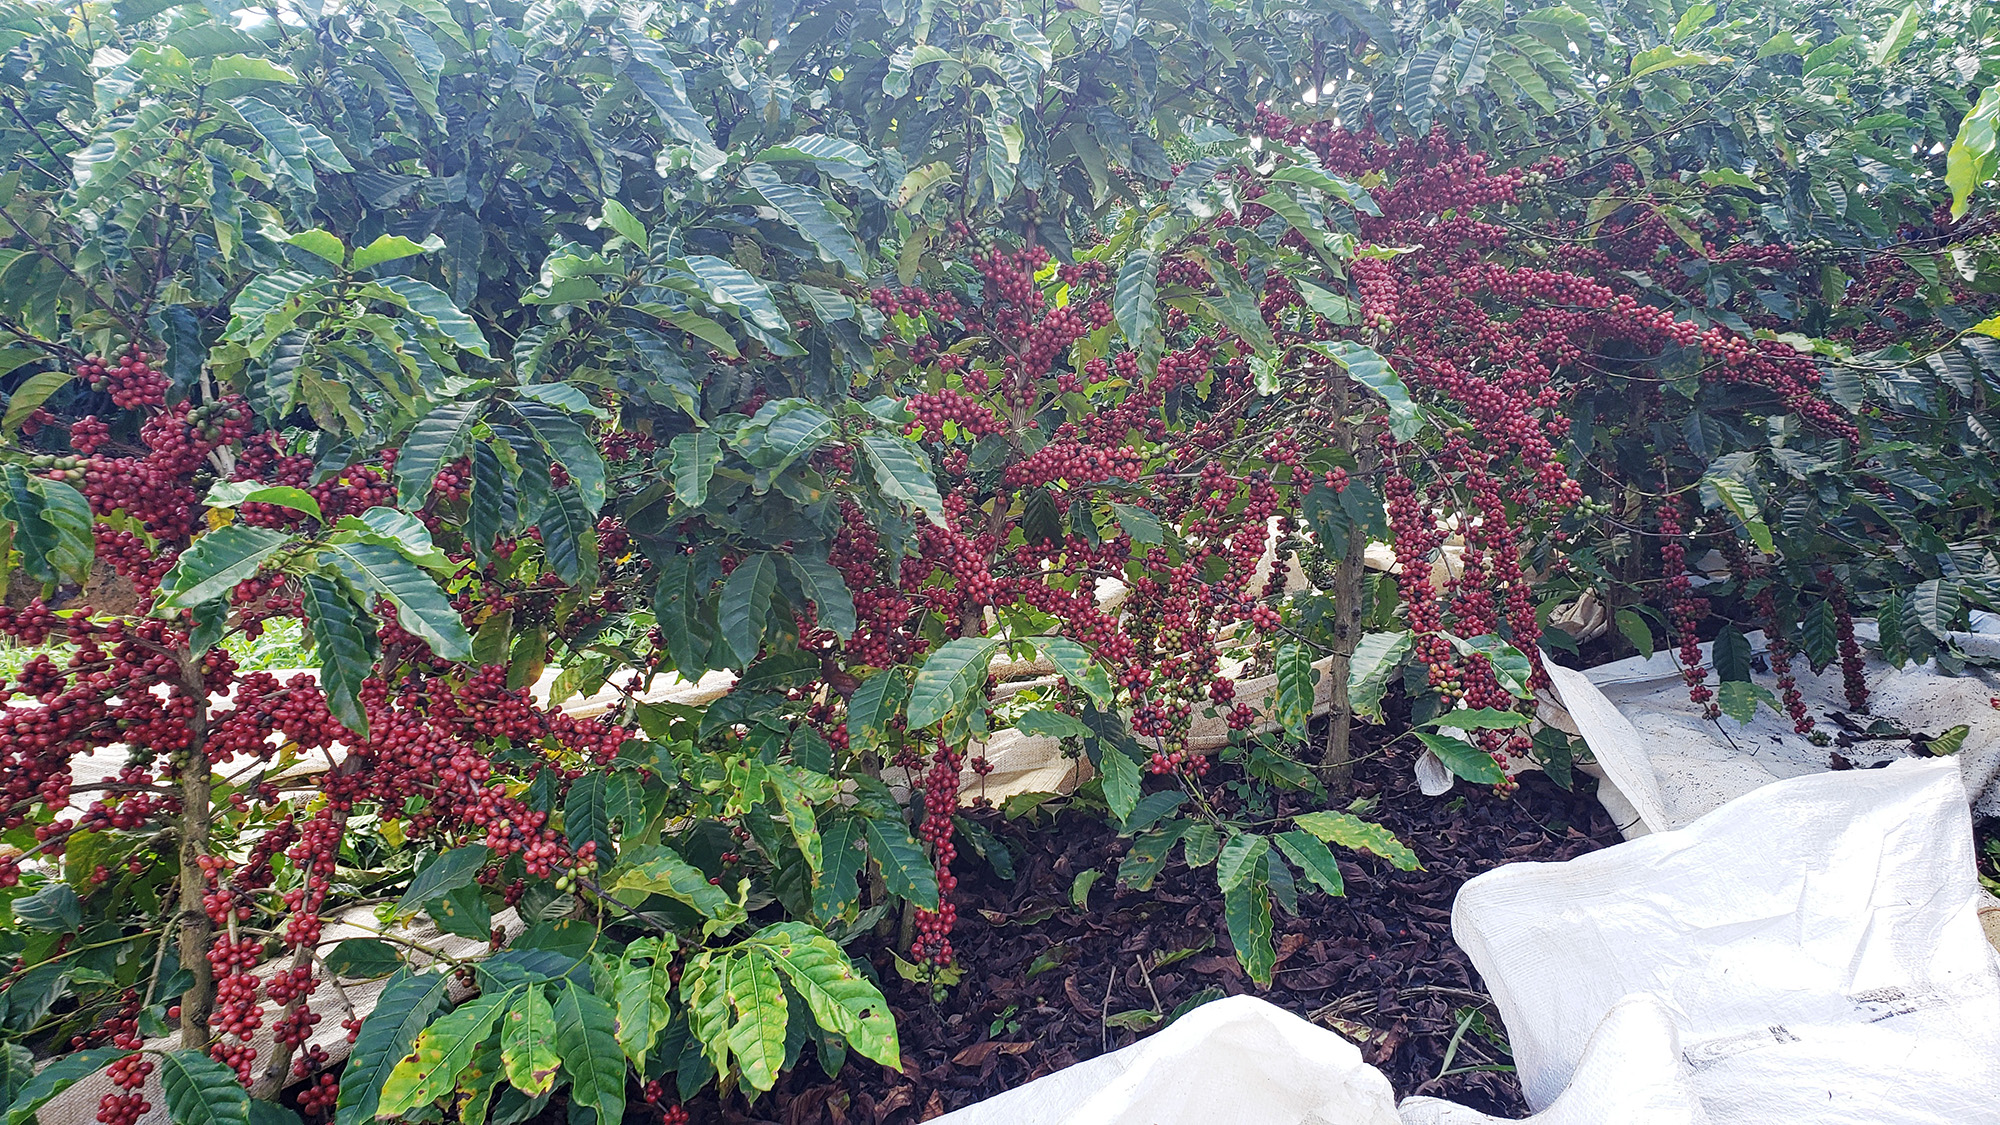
[[0, 0, 1991, 1121]]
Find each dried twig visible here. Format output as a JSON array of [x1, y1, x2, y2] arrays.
[[1099, 967, 1115, 1053]]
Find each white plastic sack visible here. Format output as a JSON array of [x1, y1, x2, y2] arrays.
[[1540, 622, 2000, 837], [931, 994, 1404, 1125], [1399, 994, 1708, 1125], [932, 993, 1709, 1125], [1449, 759, 2000, 1125]]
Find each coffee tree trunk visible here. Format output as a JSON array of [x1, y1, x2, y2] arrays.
[[175, 649, 215, 1049], [1318, 375, 1381, 798], [1321, 528, 1370, 798]]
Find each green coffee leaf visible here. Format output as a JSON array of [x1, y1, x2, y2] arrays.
[[788, 552, 858, 641], [598, 199, 650, 250], [398, 846, 489, 914], [1221, 861, 1275, 986], [1628, 45, 1730, 80], [335, 970, 455, 1125], [1615, 608, 1655, 659], [514, 383, 610, 420], [509, 400, 605, 512], [1311, 341, 1421, 440], [861, 431, 946, 525], [1445, 634, 1533, 698], [1293, 811, 1421, 870], [1704, 475, 1773, 555], [1419, 707, 1530, 730], [365, 275, 489, 356], [378, 991, 509, 1118], [1109, 502, 1163, 544], [301, 575, 377, 735], [1271, 643, 1318, 737], [1348, 631, 1413, 721], [1911, 578, 1962, 639], [1015, 708, 1093, 740], [350, 233, 439, 272], [551, 982, 625, 1123], [28, 475, 93, 587], [1114, 243, 1160, 346], [1711, 625, 1752, 683], [747, 922, 899, 1068], [845, 668, 908, 752], [669, 430, 723, 508], [1413, 731, 1506, 784], [742, 163, 864, 273], [535, 485, 599, 588], [1189, 249, 1276, 355], [1272, 830, 1344, 897], [2, 369, 73, 435], [5, 1048, 134, 1125], [1215, 832, 1270, 893], [907, 636, 1001, 728], [1098, 748, 1142, 824], [562, 772, 616, 858], [203, 480, 325, 521], [680, 255, 788, 334], [1716, 679, 1774, 723], [320, 541, 471, 659], [157, 524, 291, 608], [324, 938, 401, 979], [1800, 600, 1839, 672], [861, 816, 940, 911], [620, 28, 726, 171], [289, 227, 348, 268], [1296, 280, 1359, 325], [1037, 637, 1117, 709], [718, 552, 779, 667], [1533, 726, 1577, 791], [395, 401, 483, 507]]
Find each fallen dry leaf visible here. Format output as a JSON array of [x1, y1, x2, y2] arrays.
[[952, 1039, 1037, 1067]]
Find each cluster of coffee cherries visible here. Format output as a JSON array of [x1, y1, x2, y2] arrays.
[[1755, 587, 1817, 734], [76, 344, 167, 409], [640, 1080, 691, 1122], [95, 1054, 153, 1125], [1818, 570, 1871, 712], [294, 1062, 340, 1118], [1658, 499, 1718, 718], [910, 740, 964, 965]]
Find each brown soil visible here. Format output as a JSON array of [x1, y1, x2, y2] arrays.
[[682, 738, 1621, 1124]]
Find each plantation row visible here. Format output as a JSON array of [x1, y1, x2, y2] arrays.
[[0, 0, 1992, 1122]]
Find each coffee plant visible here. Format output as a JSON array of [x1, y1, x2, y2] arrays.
[[0, 0, 1991, 1121]]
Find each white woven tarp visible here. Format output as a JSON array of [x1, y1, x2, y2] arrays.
[[931, 994, 1404, 1125], [937, 760, 2000, 1125], [1399, 995, 1708, 1125], [1448, 759, 2000, 1125], [1539, 620, 2000, 836], [932, 992, 1712, 1125]]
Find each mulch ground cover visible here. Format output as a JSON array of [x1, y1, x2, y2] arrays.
[[683, 736, 1622, 1124]]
